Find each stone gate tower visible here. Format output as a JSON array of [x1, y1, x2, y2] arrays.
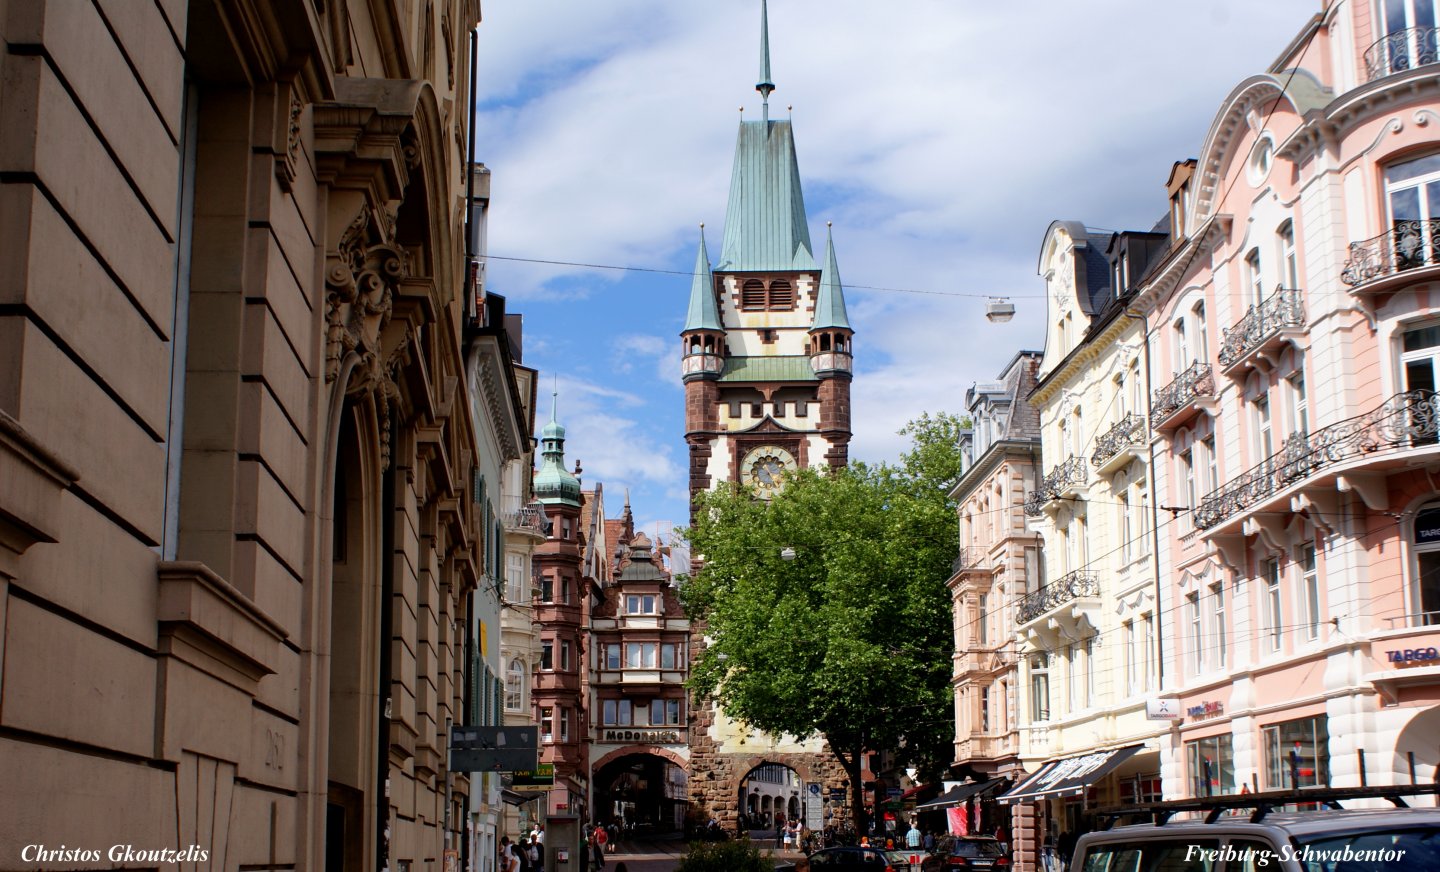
[[681, 0, 853, 831]]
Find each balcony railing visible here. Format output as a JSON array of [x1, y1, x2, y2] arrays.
[[1017, 570, 1099, 624], [1091, 413, 1146, 469], [1194, 390, 1440, 530], [1217, 288, 1305, 370], [1151, 361, 1215, 429], [952, 547, 985, 575], [1340, 220, 1440, 288], [1363, 25, 1440, 82], [1023, 455, 1087, 516], [503, 499, 549, 535]]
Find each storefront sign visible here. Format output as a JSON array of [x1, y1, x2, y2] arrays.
[[1145, 698, 1182, 720], [511, 763, 555, 787], [1385, 647, 1440, 667], [600, 728, 683, 744], [1186, 701, 1225, 720]]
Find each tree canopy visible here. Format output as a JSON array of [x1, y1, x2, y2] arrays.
[[681, 412, 968, 830]]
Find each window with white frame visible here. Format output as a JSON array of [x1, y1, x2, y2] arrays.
[[1288, 366, 1309, 436], [1402, 322, 1440, 395], [1253, 390, 1274, 459], [605, 643, 621, 670], [1066, 643, 1079, 714], [540, 706, 554, 742], [652, 698, 682, 725], [1118, 491, 1132, 563], [1129, 360, 1143, 413], [1377, 1, 1440, 75], [506, 553, 525, 604], [1212, 582, 1227, 669], [1245, 248, 1264, 305], [559, 706, 570, 742], [1193, 301, 1209, 363], [1201, 435, 1219, 497], [560, 640, 572, 671], [1179, 444, 1196, 523], [541, 639, 554, 670], [978, 594, 989, 646], [1071, 407, 1083, 457], [1187, 593, 1203, 674], [1263, 558, 1283, 652], [1084, 637, 1096, 706], [980, 686, 991, 732], [1385, 151, 1440, 267], [1124, 620, 1138, 696], [1301, 545, 1321, 641], [1412, 502, 1440, 625], [1278, 220, 1298, 288], [1030, 653, 1051, 721], [625, 642, 658, 669], [505, 658, 525, 711], [1174, 318, 1190, 371], [661, 642, 681, 670], [626, 594, 658, 615]]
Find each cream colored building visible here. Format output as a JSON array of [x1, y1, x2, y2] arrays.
[[0, 2, 510, 868], [1004, 221, 1170, 865]]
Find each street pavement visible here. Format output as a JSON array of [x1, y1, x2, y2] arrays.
[[599, 833, 804, 872]]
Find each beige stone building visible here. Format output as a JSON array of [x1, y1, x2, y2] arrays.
[[0, 1, 513, 868]]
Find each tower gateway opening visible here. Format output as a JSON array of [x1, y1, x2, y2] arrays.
[[682, 0, 855, 833], [594, 752, 690, 834]]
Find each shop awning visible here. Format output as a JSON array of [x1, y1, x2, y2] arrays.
[[501, 789, 542, 806], [997, 745, 1143, 805], [915, 779, 1003, 810]]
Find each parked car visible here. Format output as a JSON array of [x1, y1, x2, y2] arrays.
[[935, 836, 1008, 870], [804, 845, 895, 870], [1071, 799, 1440, 872], [884, 849, 932, 871]]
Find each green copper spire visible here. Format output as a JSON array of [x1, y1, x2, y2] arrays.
[[812, 224, 851, 331], [683, 225, 721, 333], [534, 389, 581, 506], [757, 0, 775, 121]]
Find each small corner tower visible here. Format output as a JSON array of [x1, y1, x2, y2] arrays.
[[807, 224, 854, 467]]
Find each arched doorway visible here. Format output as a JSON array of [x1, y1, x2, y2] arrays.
[[594, 752, 689, 834], [1395, 703, 1440, 805], [738, 762, 807, 838]]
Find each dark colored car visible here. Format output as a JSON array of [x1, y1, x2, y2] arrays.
[[938, 836, 1008, 870], [805, 845, 895, 870]]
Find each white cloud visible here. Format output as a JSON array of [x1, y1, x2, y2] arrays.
[[477, 0, 1322, 525]]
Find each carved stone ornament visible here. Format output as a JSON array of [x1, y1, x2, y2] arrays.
[[324, 207, 410, 412], [276, 89, 304, 192]]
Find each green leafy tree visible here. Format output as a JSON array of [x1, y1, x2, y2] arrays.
[[682, 412, 967, 833]]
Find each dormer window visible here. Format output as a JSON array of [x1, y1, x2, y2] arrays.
[[1167, 159, 1197, 242], [740, 278, 797, 311]]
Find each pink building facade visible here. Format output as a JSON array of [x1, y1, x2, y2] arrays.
[[1137, 1, 1440, 802]]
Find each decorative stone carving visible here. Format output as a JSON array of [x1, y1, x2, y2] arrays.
[[276, 88, 304, 192]]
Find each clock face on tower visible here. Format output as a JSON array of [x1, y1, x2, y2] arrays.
[[740, 445, 798, 496]]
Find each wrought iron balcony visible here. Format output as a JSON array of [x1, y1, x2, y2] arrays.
[[1091, 413, 1146, 471], [952, 547, 985, 575], [1363, 25, 1440, 82], [1017, 570, 1099, 625], [1194, 390, 1440, 530], [1217, 288, 1305, 371], [1150, 361, 1215, 431], [1022, 455, 1087, 516], [1341, 220, 1440, 288], [503, 500, 549, 535]]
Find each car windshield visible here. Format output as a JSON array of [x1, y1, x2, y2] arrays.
[[949, 840, 1005, 858], [1295, 826, 1440, 871]]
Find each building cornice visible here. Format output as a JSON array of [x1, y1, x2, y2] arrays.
[[950, 440, 1040, 502], [1029, 310, 1146, 406]]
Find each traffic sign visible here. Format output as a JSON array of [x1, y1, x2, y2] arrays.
[[808, 783, 821, 796]]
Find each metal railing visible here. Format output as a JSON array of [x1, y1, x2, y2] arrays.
[[1340, 219, 1440, 287], [1194, 390, 1440, 530], [1023, 455, 1087, 516], [1364, 25, 1440, 81], [1383, 610, 1440, 629], [1017, 570, 1100, 624], [1151, 361, 1215, 427], [503, 498, 548, 534], [1217, 287, 1305, 369], [952, 547, 985, 575], [1091, 413, 1146, 468]]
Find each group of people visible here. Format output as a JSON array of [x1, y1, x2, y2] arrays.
[[497, 827, 544, 872]]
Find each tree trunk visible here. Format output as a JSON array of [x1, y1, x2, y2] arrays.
[[829, 741, 868, 838]]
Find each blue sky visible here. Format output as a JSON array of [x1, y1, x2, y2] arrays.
[[471, 0, 1323, 546]]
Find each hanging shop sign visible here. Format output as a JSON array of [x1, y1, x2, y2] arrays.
[[1145, 698, 1182, 720]]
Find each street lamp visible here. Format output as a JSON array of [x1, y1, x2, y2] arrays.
[[779, 547, 797, 561], [985, 298, 1015, 323]]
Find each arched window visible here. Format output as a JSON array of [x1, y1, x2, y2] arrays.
[[1411, 503, 1440, 623], [1277, 220, 1298, 288], [1192, 301, 1209, 363], [741, 279, 766, 310], [769, 279, 794, 308], [1173, 318, 1189, 371], [505, 658, 526, 711]]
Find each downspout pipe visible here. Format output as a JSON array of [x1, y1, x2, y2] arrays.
[[464, 26, 479, 324]]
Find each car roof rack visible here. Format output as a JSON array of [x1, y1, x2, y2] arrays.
[[1092, 783, 1440, 828]]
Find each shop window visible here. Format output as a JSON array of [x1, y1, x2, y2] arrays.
[[1186, 734, 1236, 797], [1262, 715, 1329, 789], [1411, 503, 1440, 625]]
